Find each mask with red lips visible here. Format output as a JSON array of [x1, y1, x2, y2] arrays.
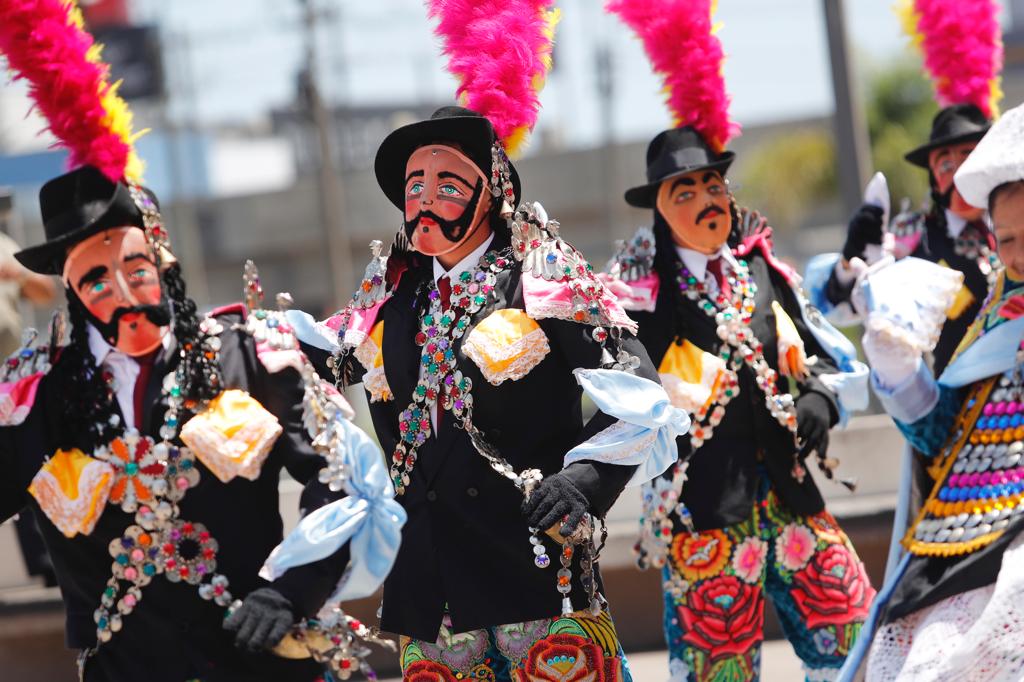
[[403, 145, 494, 258]]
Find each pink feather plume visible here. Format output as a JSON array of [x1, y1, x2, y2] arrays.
[[607, 0, 739, 152], [0, 0, 136, 182], [906, 0, 1004, 117], [427, 0, 558, 155]]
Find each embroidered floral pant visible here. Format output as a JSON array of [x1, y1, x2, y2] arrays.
[[662, 480, 875, 682], [399, 608, 632, 681]]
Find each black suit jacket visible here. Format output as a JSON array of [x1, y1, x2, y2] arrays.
[[629, 249, 840, 530], [286, 238, 660, 642], [0, 311, 324, 682]]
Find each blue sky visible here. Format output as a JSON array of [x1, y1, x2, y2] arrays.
[[134, 0, 915, 147]]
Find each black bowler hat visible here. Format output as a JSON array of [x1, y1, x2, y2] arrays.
[[15, 166, 155, 275], [374, 106, 521, 211], [625, 126, 735, 209], [904, 104, 991, 168]]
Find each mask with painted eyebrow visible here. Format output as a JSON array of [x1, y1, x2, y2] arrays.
[[403, 144, 493, 257], [656, 169, 732, 255]]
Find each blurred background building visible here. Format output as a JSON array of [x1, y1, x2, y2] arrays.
[[3, 0, 1024, 678]]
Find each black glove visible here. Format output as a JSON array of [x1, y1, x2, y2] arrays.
[[522, 471, 590, 537], [796, 392, 832, 460], [841, 204, 884, 261], [223, 587, 296, 653]]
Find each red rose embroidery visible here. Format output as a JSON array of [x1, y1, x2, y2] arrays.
[[790, 544, 876, 630], [515, 632, 619, 682], [404, 659, 460, 682], [677, 575, 765, 660]]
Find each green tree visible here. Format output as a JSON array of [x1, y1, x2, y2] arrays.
[[736, 57, 938, 231]]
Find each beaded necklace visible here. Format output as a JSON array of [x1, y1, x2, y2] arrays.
[[676, 258, 802, 463], [634, 258, 798, 571], [90, 317, 231, 644], [389, 248, 514, 494]]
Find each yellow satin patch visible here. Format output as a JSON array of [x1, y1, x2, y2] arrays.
[[937, 259, 978, 321], [180, 389, 283, 483], [463, 309, 550, 385], [657, 340, 725, 414], [772, 301, 809, 380], [354, 321, 391, 402], [946, 284, 977, 321], [29, 448, 115, 538]]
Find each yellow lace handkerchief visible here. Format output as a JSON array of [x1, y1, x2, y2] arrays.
[[29, 448, 115, 538], [658, 339, 726, 415], [180, 389, 283, 483], [353, 320, 392, 402], [463, 308, 551, 386]]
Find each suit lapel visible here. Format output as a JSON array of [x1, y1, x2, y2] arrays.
[[381, 283, 423, 414], [421, 265, 517, 486]]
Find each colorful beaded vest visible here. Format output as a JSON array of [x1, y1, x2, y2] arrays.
[[905, 272, 1024, 557]]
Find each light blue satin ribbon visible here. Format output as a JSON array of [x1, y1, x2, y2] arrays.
[[564, 368, 690, 487], [794, 287, 870, 425], [286, 309, 341, 352], [938, 316, 1024, 389], [261, 415, 407, 603], [804, 252, 849, 321]]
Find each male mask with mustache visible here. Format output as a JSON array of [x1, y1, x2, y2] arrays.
[[404, 178, 486, 244], [71, 288, 172, 347]]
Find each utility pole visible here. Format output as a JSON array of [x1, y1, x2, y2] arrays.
[[823, 0, 872, 216], [299, 0, 353, 308], [595, 43, 616, 241], [161, 29, 210, 306]]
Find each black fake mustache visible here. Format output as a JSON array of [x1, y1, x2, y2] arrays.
[[92, 302, 171, 345], [696, 204, 727, 224], [407, 210, 465, 238]]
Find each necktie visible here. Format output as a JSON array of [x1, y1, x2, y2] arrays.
[[706, 257, 731, 299], [132, 351, 158, 430], [437, 274, 452, 310], [434, 275, 453, 433]]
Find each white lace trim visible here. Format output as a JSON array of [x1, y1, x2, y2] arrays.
[[463, 325, 550, 386], [352, 334, 392, 401], [866, 531, 1024, 681], [364, 365, 393, 403], [564, 421, 658, 467], [353, 335, 380, 372], [181, 408, 283, 483], [29, 457, 114, 538]]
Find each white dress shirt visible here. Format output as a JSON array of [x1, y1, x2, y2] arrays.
[[675, 244, 740, 297], [88, 324, 172, 430], [425, 234, 495, 430]]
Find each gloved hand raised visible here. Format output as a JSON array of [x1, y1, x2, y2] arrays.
[[842, 204, 885, 262], [522, 470, 590, 539], [862, 314, 923, 389], [223, 587, 296, 653]]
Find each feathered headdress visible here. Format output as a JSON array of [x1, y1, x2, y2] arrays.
[[896, 0, 1004, 118], [606, 0, 739, 152], [0, 0, 145, 183], [426, 0, 559, 157]]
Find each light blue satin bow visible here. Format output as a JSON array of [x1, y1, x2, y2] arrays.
[[564, 368, 690, 486], [261, 416, 407, 603]]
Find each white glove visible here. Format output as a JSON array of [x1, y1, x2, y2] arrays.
[[862, 313, 923, 388]]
